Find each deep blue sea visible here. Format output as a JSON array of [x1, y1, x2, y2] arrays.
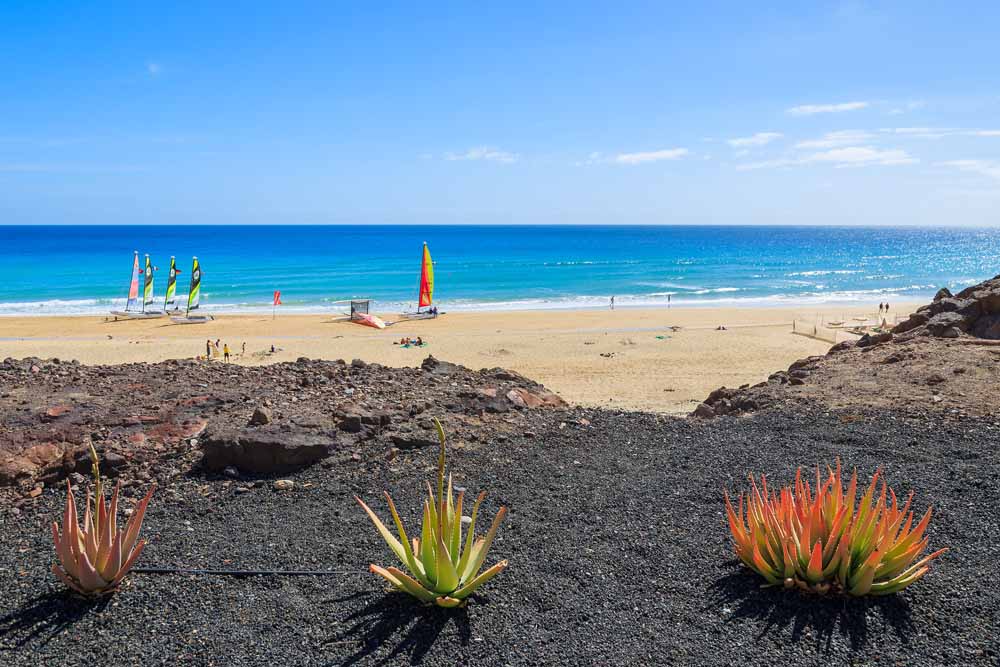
[[0, 225, 998, 316]]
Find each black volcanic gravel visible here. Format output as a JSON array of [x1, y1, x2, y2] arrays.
[[1, 406, 998, 665]]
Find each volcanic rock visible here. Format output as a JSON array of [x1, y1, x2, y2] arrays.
[[200, 426, 333, 474]]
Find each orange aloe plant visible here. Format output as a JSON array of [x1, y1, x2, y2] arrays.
[[51, 445, 156, 597], [724, 461, 946, 596]]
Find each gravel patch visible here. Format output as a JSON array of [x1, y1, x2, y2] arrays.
[[2, 407, 998, 665]]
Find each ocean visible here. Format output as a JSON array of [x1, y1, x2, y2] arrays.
[[0, 225, 997, 316]]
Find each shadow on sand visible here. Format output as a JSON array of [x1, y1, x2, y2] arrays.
[[0, 591, 108, 651], [708, 566, 914, 652], [325, 591, 473, 666]]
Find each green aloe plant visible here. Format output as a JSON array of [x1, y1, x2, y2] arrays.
[[356, 418, 507, 607]]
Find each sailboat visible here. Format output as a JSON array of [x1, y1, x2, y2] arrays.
[[399, 242, 439, 319], [109, 251, 145, 319], [170, 256, 214, 324], [162, 256, 183, 314]]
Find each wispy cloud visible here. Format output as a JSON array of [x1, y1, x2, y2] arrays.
[[0, 163, 147, 174], [787, 101, 870, 116], [887, 100, 926, 115], [795, 130, 876, 149], [444, 146, 518, 163], [738, 146, 916, 170], [880, 127, 1000, 140], [727, 132, 782, 148], [939, 159, 1000, 181], [613, 148, 689, 165]]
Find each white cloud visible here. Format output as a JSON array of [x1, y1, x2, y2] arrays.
[[939, 159, 1000, 181], [888, 100, 926, 115], [787, 101, 869, 116], [727, 132, 783, 148], [971, 130, 1000, 137], [147, 62, 162, 76], [807, 146, 916, 166], [444, 146, 518, 163], [795, 130, 875, 149], [613, 148, 689, 165], [737, 145, 916, 170]]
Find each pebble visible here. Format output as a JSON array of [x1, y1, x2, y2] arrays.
[[273, 479, 295, 491]]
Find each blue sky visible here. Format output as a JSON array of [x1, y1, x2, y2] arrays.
[[1, 1, 999, 226]]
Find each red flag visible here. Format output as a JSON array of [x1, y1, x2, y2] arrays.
[[273, 290, 282, 306]]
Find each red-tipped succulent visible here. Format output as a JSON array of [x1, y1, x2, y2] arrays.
[[724, 461, 946, 596], [51, 445, 155, 597]]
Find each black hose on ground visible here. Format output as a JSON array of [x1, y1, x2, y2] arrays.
[[133, 567, 363, 577]]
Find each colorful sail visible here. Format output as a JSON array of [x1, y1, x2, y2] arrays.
[[164, 256, 179, 310], [142, 255, 155, 309], [125, 251, 140, 311], [186, 256, 201, 314], [418, 242, 434, 308]]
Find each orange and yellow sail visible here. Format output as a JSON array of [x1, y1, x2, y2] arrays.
[[418, 242, 434, 308]]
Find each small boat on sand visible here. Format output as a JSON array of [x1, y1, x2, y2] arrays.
[[111, 253, 168, 319], [399, 242, 440, 319], [171, 256, 214, 324]]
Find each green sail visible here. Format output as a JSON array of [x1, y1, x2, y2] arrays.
[[187, 257, 201, 313], [143, 255, 155, 308], [164, 256, 177, 310]]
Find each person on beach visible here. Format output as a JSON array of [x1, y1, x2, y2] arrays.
[[206, 339, 211, 359], [878, 302, 884, 315], [667, 294, 671, 309], [610, 296, 615, 310], [241, 341, 246, 356], [223, 343, 230, 362], [416, 336, 423, 346]]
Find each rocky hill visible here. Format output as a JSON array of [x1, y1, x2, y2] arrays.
[[0, 355, 566, 499], [694, 274, 1000, 419]]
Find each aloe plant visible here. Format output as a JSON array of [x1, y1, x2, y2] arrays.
[[51, 444, 155, 597], [356, 418, 507, 607], [725, 461, 946, 596]]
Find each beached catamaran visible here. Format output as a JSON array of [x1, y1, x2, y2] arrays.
[[170, 256, 214, 324], [163, 256, 182, 314], [110, 252, 168, 319], [400, 242, 438, 319]]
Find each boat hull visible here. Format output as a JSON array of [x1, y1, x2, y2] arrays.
[[353, 313, 386, 329], [170, 315, 215, 325], [110, 310, 168, 319], [398, 311, 439, 320]]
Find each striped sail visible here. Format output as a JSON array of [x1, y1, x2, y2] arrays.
[[164, 256, 178, 309], [142, 255, 155, 308], [125, 251, 140, 311], [186, 257, 201, 313], [418, 243, 434, 308]]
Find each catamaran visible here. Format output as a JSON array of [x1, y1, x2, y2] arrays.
[[400, 242, 439, 319], [110, 252, 168, 319], [170, 256, 214, 324]]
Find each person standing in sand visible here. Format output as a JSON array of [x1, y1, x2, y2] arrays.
[[241, 341, 246, 356], [205, 339, 212, 360], [610, 296, 615, 310], [223, 343, 231, 363]]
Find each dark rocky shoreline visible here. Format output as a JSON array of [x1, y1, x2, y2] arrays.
[[2, 405, 996, 665]]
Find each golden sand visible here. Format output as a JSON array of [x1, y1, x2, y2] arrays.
[[0, 304, 915, 414]]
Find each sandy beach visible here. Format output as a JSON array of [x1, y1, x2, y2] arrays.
[[0, 304, 914, 413]]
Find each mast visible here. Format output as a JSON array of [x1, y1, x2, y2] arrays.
[[416, 242, 425, 313]]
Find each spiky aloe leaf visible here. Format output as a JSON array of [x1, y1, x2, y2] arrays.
[[724, 461, 946, 597]]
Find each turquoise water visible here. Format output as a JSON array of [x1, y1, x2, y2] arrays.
[[0, 225, 997, 315]]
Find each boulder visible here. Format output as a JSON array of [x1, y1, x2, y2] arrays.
[[926, 312, 968, 337], [933, 287, 952, 302], [972, 313, 1000, 339], [200, 426, 332, 474], [248, 406, 273, 426], [893, 312, 929, 334], [505, 387, 567, 409], [421, 356, 463, 375], [857, 332, 893, 348], [691, 403, 715, 419], [389, 431, 439, 449]]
